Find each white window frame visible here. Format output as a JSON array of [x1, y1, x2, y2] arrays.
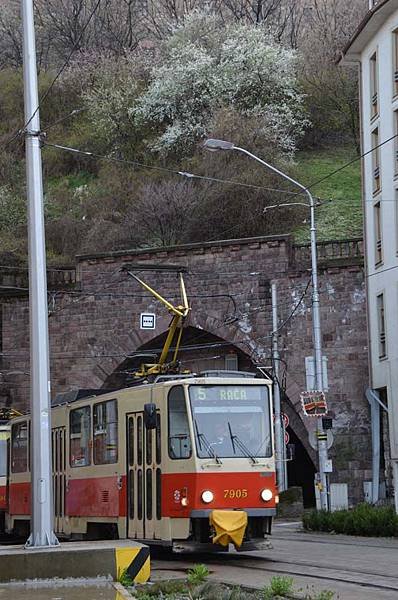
[[374, 198, 383, 266], [371, 127, 381, 194], [370, 51, 379, 120], [376, 292, 387, 360]]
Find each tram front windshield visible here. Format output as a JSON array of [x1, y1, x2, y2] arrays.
[[189, 385, 272, 459]]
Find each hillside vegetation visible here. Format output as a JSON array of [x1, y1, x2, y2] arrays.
[[294, 147, 362, 243], [0, 0, 366, 265]]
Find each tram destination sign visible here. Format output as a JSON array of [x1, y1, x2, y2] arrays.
[[190, 385, 266, 403]]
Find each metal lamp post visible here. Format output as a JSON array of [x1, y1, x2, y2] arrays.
[[204, 139, 329, 510], [22, 0, 59, 546]]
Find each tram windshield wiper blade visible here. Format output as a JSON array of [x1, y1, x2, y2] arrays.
[[194, 419, 222, 464], [227, 422, 258, 464]]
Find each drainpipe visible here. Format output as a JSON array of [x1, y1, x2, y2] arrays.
[[365, 387, 388, 504]]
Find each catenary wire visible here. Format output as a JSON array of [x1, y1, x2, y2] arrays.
[[42, 141, 318, 197], [3, 0, 102, 149]]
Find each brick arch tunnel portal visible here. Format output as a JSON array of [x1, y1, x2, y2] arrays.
[[102, 326, 316, 506]]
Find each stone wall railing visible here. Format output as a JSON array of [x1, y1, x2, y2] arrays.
[[0, 266, 77, 295], [293, 238, 364, 268]]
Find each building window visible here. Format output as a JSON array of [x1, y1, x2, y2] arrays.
[[372, 128, 381, 193], [225, 353, 238, 371], [93, 399, 118, 465], [395, 110, 398, 176], [394, 29, 398, 97], [396, 189, 398, 254], [377, 293, 387, 359], [370, 52, 378, 119], [374, 200, 382, 265], [70, 406, 91, 467]]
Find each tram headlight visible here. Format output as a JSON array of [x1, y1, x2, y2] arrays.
[[201, 490, 214, 504], [260, 488, 273, 502]]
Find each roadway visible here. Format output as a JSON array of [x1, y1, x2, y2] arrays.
[[152, 521, 398, 599]]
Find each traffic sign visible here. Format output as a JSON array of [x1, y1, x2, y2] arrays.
[[140, 313, 156, 330], [309, 429, 334, 450], [281, 412, 289, 429], [284, 431, 290, 445], [300, 390, 327, 416]]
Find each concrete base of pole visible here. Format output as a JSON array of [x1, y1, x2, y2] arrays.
[[0, 540, 150, 583], [25, 530, 60, 548]]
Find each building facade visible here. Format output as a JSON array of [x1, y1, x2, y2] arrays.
[[341, 0, 398, 510]]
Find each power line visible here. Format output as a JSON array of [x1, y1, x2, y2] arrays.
[[3, 0, 102, 149], [276, 133, 398, 207], [42, 141, 316, 197], [366, 263, 398, 278], [43, 108, 87, 131]]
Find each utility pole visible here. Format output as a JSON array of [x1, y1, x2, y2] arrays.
[[272, 283, 286, 492], [203, 139, 330, 511], [309, 198, 329, 512], [22, 0, 58, 547]]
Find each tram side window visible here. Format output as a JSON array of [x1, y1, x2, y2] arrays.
[[93, 399, 118, 464], [168, 386, 191, 459], [0, 431, 8, 477], [70, 406, 91, 467], [11, 422, 28, 473]]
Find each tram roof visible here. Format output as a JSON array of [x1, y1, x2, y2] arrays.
[[51, 371, 272, 408]]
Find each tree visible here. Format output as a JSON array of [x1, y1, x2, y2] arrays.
[[134, 11, 308, 158], [297, 0, 367, 150]]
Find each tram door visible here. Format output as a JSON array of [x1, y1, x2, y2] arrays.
[[127, 412, 162, 540], [52, 427, 66, 533]]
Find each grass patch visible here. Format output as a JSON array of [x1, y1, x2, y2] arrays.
[[293, 146, 362, 242], [131, 576, 335, 599], [303, 503, 398, 537], [263, 575, 294, 599], [187, 563, 210, 585]]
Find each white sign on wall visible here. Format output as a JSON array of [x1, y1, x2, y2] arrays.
[[140, 313, 156, 330]]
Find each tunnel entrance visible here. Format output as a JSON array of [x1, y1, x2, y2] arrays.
[[286, 426, 316, 507], [102, 326, 316, 506]]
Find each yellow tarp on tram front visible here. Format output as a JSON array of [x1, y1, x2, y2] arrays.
[[210, 510, 248, 548]]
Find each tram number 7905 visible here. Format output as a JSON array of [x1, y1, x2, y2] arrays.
[[223, 488, 248, 499]]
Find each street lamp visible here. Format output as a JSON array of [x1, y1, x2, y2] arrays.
[[203, 139, 329, 510]]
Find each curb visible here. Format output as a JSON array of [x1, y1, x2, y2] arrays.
[[112, 581, 136, 599]]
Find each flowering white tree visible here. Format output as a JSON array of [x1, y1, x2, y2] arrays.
[[134, 11, 308, 157]]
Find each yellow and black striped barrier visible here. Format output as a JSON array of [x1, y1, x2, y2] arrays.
[[115, 546, 150, 584]]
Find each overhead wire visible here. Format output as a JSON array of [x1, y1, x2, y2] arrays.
[[3, 0, 102, 150], [42, 141, 317, 197]]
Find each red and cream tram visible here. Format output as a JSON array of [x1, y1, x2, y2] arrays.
[[7, 373, 277, 550], [0, 424, 10, 528]]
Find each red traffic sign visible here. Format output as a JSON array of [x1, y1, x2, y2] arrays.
[[284, 431, 290, 445], [300, 390, 327, 417], [281, 412, 289, 429]]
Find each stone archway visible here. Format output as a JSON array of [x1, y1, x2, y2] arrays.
[[101, 325, 316, 504]]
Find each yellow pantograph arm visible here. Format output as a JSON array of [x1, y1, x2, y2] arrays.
[[123, 268, 190, 372], [179, 272, 189, 317], [125, 271, 186, 318]]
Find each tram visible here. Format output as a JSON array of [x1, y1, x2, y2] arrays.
[[0, 423, 10, 528], [7, 373, 277, 550], [5, 270, 278, 550]]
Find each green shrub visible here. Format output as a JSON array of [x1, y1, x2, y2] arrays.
[[187, 563, 210, 585], [263, 575, 294, 599], [117, 568, 134, 587], [303, 504, 398, 537]]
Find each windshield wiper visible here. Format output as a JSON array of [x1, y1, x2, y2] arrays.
[[194, 419, 222, 464], [227, 422, 258, 464]]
